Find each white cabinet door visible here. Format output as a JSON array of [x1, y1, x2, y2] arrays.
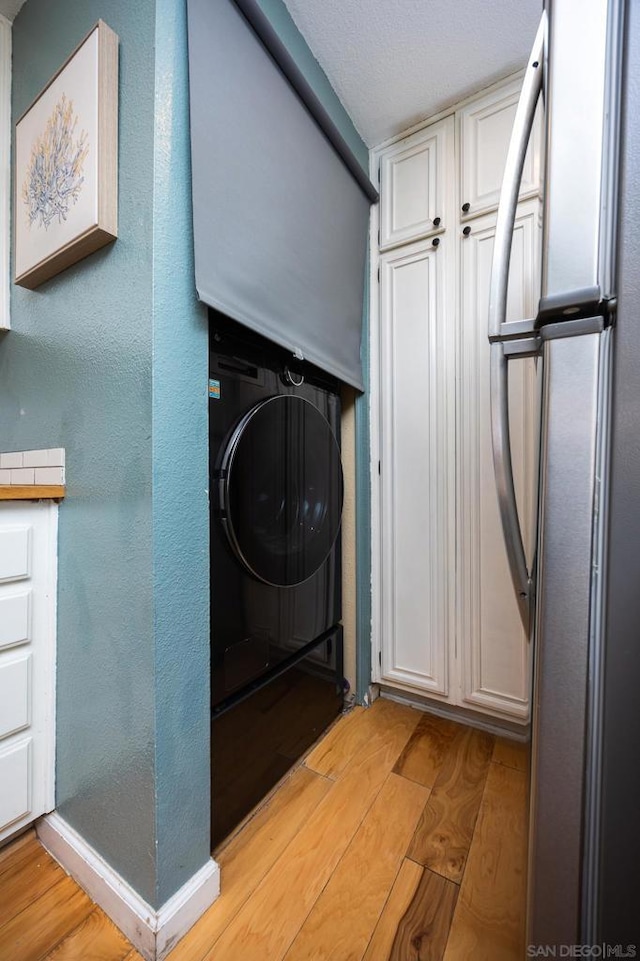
[[379, 116, 453, 250], [378, 236, 454, 696], [458, 78, 542, 221], [0, 502, 57, 842], [457, 200, 540, 720]]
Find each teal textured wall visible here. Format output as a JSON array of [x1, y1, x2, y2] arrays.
[[1, 0, 210, 908], [151, 0, 210, 905], [3, 0, 159, 903], [0, 0, 369, 908]]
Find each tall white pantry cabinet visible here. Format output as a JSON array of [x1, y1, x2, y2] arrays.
[[371, 75, 542, 723]]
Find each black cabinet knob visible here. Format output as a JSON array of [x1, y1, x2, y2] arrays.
[[433, 216, 441, 227], [432, 237, 440, 248], [462, 202, 471, 213], [463, 226, 471, 236]]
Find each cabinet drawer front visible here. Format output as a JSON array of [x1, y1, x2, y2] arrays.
[[0, 527, 31, 582], [0, 738, 32, 831], [0, 654, 31, 739], [379, 116, 452, 249], [0, 592, 32, 650]]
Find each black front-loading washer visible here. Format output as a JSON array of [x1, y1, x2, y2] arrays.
[[208, 312, 344, 847]]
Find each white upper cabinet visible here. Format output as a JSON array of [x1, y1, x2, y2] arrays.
[[458, 78, 542, 221], [379, 116, 453, 250]]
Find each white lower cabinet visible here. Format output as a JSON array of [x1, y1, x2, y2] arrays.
[[378, 236, 454, 697], [373, 75, 541, 724], [457, 201, 540, 720], [0, 502, 57, 841]]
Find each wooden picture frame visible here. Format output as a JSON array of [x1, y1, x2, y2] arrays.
[[14, 20, 118, 289]]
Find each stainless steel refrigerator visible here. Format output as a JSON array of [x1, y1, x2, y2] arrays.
[[489, 0, 639, 947]]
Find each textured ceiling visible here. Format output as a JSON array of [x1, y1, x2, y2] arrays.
[[0, 0, 25, 21], [283, 0, 542, 146], [1, 0, 541, 143]]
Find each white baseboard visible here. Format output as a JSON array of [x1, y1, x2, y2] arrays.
[[37, 812, 220, 961]]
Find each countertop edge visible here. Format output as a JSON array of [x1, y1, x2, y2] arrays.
[[0, 486, 66, 501]]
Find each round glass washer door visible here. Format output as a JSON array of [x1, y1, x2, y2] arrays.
[[219, 395, 343, 587]]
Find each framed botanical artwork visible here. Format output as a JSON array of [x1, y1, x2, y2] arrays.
[[14, 20, 118, 289]]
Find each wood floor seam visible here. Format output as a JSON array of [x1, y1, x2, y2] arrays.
[[406, 725, 495, 882], [405, 854, 464, 887], [0, 869, 67, 936], [283, 772, 430, 961], [390, 861, 459, 960], [416, 860, 463, 886], [359, 858, 405, 961], [0, 874, 94, 961], [195, 703, 421, 961], [42, 907, 132, 961], [213, 764, 322, 856], [276, 772, 394, 960], [394, 769, 435, 789], [0, 831, 38, 880], [302, 763, 336, 783], [0, 700, 529, 961], [490, 758, 527, 772], [405, 852, 441, 871], [423, 864, 461, 885], [276, 781, 369, 961], [443, 760, 527, 957], [0, 845, 67, 931], [176, 766, 336, 961]]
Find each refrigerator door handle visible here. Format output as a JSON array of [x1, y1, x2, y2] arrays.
[[488, 12, 545, 634], [489, 342, 534, 632]]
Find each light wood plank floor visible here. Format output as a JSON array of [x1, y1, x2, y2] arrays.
[[0, 699, 529, 960]]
